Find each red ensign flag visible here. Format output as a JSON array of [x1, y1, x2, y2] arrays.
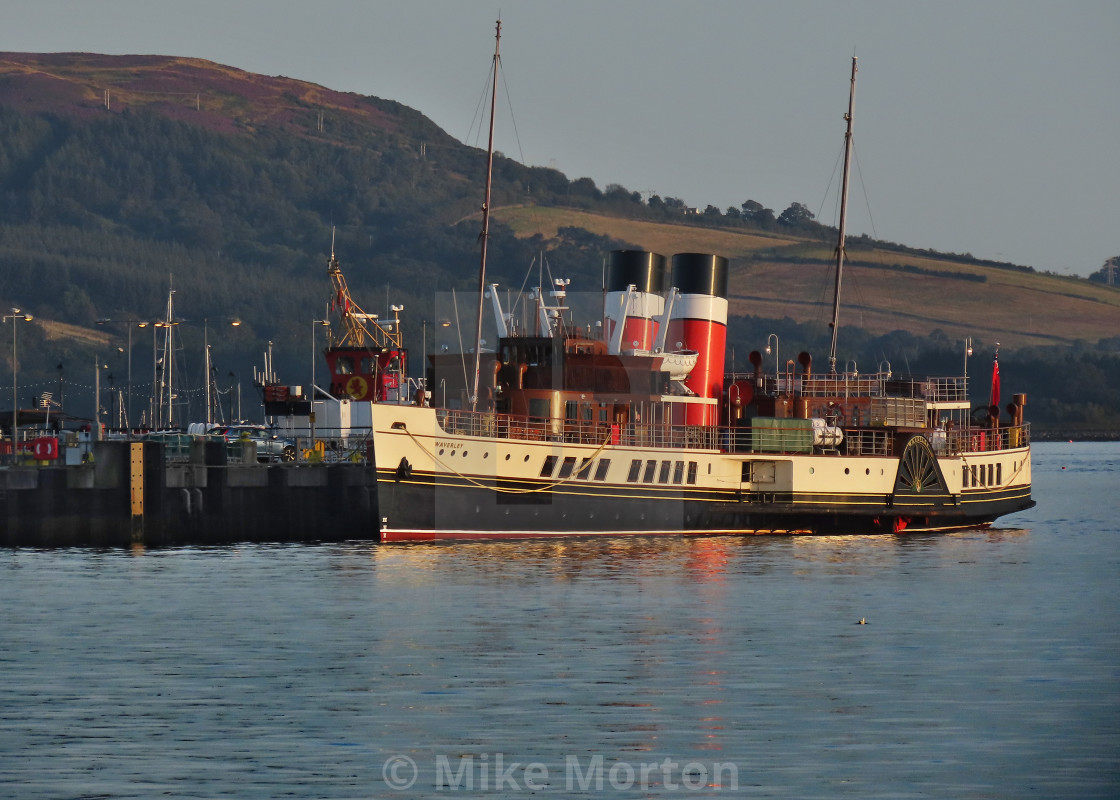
[[989, 357, 1000, 409]]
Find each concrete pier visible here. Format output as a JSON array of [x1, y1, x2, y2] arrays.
[[0, 441, 380, 547]]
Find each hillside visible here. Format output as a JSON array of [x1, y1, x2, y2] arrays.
[[493, 206, 1120, 349], [0, 52, 1116, 432], [0, 52, 405, 136]]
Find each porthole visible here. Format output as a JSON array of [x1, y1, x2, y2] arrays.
[[844, 468, 850, 475], [865, 468, 870, 475], [505, 454, 511, 461], [523, 454, 530, 462], [809, 467, 815, 475], [483, 452, 489, 459], [438, 448, 445, 456]]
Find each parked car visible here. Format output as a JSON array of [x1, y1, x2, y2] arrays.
[[211, 425, 297, 463]]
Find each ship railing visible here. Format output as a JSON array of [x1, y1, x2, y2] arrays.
[[844, 429, 893, 456], [922, 377, 968, 403], [434, 409, 722, 451], [737, 372, 969, 403], [797, 375, 888, 398], [949, 423, 1030, 454]]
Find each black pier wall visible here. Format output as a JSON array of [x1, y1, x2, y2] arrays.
[[0, 441, 380, 547]]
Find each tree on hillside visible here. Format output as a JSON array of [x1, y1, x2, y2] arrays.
[[1088, 256, 1119, 286], [569, 177, 602, 200], [777, 202, 814, 227], [741, 199, 776, 227]]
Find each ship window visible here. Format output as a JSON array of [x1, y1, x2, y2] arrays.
[[658, 460, 672, 483], [963, 466, 970, 488], [687, 462, 698, 485], [529, 398, 549, 420], [997, 463, 1002, 485], [557, 456, 577, 479], [361, 357, 374, 374], [577, 458, 593, 479], [988, 464, 995, 486], [673, 461, 685, 484], [540, 455, 558, 477], [642, 459, 658, 483], [336, 356, 354, 374], [565, 401, 578, 421], [627, 459, 642, 482], [594, 459, 611, 481], [970, 465, 978, 486]]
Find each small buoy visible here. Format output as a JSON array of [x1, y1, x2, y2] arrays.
[[857, 618, 866, 625], [1062, 466, 1066, 470]]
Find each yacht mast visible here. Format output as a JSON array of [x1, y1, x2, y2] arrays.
[[828, 56, 857, 374], [470, 19, 501, 412]]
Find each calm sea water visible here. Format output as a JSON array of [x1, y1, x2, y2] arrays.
[[1, 442, 1117, 799]]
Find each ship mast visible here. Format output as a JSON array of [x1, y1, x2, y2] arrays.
[[470, 18, 501, 412], [828, 56, 857, 375]]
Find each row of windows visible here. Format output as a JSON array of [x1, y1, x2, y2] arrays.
[[538, 455, 701, 486], [963, 462, 1002, 488], [626, 458, 698, 485], [540, 455, 612, 482]]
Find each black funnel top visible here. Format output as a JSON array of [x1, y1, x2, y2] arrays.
[[670, 253, 729, 298], [606, 250, 667, 294]]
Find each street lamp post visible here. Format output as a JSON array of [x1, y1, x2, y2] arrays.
[[4, 309, 34, 442], [765, 333, 779, 393], [310, 319, 330, 448], [96, 318, 142, 430], [93, 355, 108, 441]]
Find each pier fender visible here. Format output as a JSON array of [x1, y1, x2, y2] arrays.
[[180, 488, 192, 517], [395, 457, 413, 482], [191, 487, 203, 518]]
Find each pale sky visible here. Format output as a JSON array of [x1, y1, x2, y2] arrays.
[[5, 0, 1118, 276]]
